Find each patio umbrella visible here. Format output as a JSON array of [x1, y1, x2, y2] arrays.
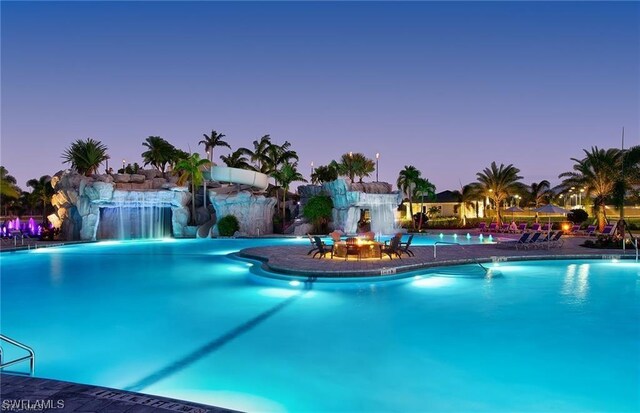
[[534, 204, 571, 248], [504, 205, 524, 221]]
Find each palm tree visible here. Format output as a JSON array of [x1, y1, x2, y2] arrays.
[[397, 165, 421, 229], [264, 140, 299, 178], [330, 153, 374, 183], [239, 135, 272, 173], [311, 164, 338, 184], [414, 177, 436, 230], [526, 180, 553, 208], [174, 153, 211, 225], [142, 136, 177, 173], [452, 184, 481, 225], [220, 149, 253, 169], [199, 130, 230, 164], [61, 138, 109, 176], [559, 147, 623, 231], [272, 162, 307, 225], [0, 166, 20, 199], [475, 162, 524, 226], [27, 175, 54, 223]]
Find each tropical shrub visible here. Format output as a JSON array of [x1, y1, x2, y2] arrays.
[[303, 195, 333, 234], [567, 208, 589, 224], [217, 215, 240, 237], [62, 138, 109, 176]]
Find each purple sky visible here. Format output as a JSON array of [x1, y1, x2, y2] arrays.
[[2, 1, 638, 192]]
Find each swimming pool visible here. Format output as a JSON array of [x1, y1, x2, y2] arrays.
[[1, 239, 638, 412]]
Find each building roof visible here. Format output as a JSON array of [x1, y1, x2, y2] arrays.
[[404, 190, 461, 204]]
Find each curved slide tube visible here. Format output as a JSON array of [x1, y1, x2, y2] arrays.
[[207, 166, 269, 191]]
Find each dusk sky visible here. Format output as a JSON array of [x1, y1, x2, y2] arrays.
[[2, 1, 638, 192]]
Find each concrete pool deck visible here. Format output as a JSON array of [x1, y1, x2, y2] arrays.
[[239, 235, 638, 277], [0, 374, 241, 412]]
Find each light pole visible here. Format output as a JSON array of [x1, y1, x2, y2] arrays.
[[375, 153, 380, 182], [579, 188, 584, 207], [204, 150, 210, 209], [122, 159, 126, 172], [310, 161, 314, 179]]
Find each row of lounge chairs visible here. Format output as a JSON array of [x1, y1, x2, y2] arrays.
[[478, 222, 616, 236], [495, 231, 565, 250]]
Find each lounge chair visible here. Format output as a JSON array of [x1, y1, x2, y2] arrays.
[[312, 236, 333, 259], [517, 223, 528, 233], [487, 222, 498, 232], [541, 223, 551, 232], [495, 232, 531, 249], [532, 231, 556, 249], [549, 231, 564, 248], [399, 234, 414, 257], [499, 223, 510, 233], [307, 233, 319, 255], [522, 232, 543, 249], [584, 225, 597, 236], [600, 224, 615, 236], [530, 223, 541, 232], [477, 222, 487, 232], [569, 225, 581, 235], [381, 234, 402, 260]]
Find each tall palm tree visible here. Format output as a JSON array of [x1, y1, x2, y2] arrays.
[[559, 147, 623, 231], [26, 175, 54, 223], [174, 153, 211, 225], [61, 138, 109, 176], [199, 130, 230, 163], [220, 149, 253, 169], [239, 135, 272, 173], [475, 162, 524, 226], [414, 177, 436, 230], [264, 140, 299, 177], [272, 162, 307, 224], [526, 180, 553, 208], [142, 136, 177, 173], [397, 165, 421, 229]]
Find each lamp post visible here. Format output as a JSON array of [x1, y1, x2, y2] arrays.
[[310, 161, 314, 178], [579, 188, 584, 207], [204, 150, 210, 209], [375, 152, 380, 182], [122, 159, 126, 172]]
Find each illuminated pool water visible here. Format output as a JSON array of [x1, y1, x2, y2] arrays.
[[1, 239, 638, 412]]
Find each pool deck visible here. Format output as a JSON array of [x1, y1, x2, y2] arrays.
[[0, 374, 241, 413], [239, 234, 637, 278]]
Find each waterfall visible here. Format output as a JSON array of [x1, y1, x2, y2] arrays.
[[97, 191, 172, 240]]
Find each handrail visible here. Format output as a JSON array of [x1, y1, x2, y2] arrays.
[[0, 334, 35, 375], [433, 241, 488, 273], [634, 238, 638, 263]]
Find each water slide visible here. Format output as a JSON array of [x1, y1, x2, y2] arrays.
[[207, 166, 269, 191]]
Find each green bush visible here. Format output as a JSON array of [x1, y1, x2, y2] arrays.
[[567, 208, 589, 224], [217, 215, 240, 237], [303, 195, 333, 234]]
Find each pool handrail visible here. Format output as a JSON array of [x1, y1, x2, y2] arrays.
[[0, 334, 35, 375]]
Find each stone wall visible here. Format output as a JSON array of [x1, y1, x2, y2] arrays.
[[209, 191, 277, 236], [49, 170, 191, 240]]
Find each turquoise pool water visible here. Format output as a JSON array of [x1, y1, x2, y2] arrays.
[[1, 239, 638, 412]]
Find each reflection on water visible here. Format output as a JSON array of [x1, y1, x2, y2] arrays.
[[562, 263, 590, 302]]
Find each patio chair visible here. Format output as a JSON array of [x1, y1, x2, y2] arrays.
[[399, 234, 415, 257], [541, 223, 551, 232], [495, 232, 531, 249], [569, 225, 581, 235], [477, 222, 487, 232], [584, 225, 597, 236], [344, 237, 361, 261], [532, 231, 556, 249], [487, 222, 498, 233], [530, 223, 541, 232], [312, 236, 333, 259], [499, 223, 510, 233], [329, 231, 342, 244], [517, 223, 528, 233], [600, 224, 615, 236], [550, 231, 564, 248], [522, 232, 543, 249], [306, 233, 318, 255], [381, 234, 402, 260]]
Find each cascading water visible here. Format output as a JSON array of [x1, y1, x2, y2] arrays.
[[97, 191, 172, 240], [361, 193, 401, 235]]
